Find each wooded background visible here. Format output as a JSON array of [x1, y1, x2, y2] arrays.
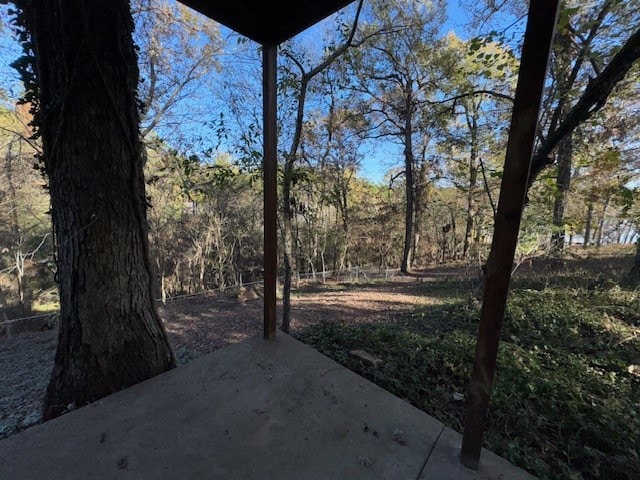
[[1, 0, 638, 316]]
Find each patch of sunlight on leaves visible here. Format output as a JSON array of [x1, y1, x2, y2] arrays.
[[31, 301, 59, 313]]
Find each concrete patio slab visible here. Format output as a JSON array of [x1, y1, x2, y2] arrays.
[[0, 333, 535, 479]]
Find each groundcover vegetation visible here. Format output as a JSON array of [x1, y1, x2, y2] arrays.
[[295, 277, 640, 480]]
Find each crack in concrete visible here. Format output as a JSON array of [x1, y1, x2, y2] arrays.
[[416, 425, 446, 480]]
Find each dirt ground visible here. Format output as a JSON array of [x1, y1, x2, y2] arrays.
[[0, 273, 462, 441]]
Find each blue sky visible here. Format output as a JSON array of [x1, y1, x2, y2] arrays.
[[0, 1, 521, 185], [281, 1, 483, 185]]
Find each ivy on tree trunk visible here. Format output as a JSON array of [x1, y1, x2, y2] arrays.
[[17, 0, 176, 420]]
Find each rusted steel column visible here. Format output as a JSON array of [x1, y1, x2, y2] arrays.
[[263, 43, 278, 341], [460, 0, 559, 469]]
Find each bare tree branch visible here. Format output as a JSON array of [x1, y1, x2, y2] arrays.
[[530, 26, 640, 183], [434, 89, 515, 105]]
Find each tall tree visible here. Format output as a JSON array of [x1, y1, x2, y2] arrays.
[[530, 1, 640, 192], [467, 0, 640, 256], [277, 0, 364, 332], [0, 104, 50, 310], [347, 0, 447, 273], [440, 34, 516, 259], [11, 0, 176, 420], [541, 0, 624, 251], [133, 0, 221, 143]]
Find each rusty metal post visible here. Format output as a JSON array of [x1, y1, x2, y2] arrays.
[[460, 0, 559, 469], [263, 43, 278, 341]]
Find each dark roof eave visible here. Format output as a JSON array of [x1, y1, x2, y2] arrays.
[[177, 0, 356, 44]]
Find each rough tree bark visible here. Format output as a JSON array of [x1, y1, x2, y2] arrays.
[[23, 0, 176, 420]]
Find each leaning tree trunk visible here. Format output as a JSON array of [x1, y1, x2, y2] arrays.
[[25, 0, 176, 420]]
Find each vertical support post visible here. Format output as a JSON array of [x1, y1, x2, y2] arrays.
[[263, 43, 278, 341], [460, 0, 559, 469]]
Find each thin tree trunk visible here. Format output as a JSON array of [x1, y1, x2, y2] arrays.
[[463, 111, 479, 259], [336, 179, 350, 274], [279, 0, 364, 332], [615, 221, 624, 244], [463, 164, 478, 258], [282, 155, 296, 333], [412, 158, 427, 267], [401, 89, 415, 274], [14, 251, 25, 307], [6, 141, 27, 307], [551, 133, 572, 252], [596, 197, 610, 248], [24, 0, 176, 420], [584, 201, 594, 247], [623, 223, 634, 244], [6, 141, 20, 238]]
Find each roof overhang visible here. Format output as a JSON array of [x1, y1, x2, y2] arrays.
[[178, 0, 357, 44]]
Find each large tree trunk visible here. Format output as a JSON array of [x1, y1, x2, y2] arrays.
[[25, 0, 176, 421]]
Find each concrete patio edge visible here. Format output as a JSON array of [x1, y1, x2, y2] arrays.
[[0, 333, 536, 479]]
